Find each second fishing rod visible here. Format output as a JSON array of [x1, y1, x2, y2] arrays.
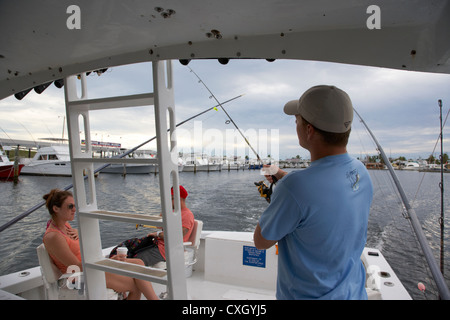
[[187, 66, 280, 203], [187, 66, 263, 164]]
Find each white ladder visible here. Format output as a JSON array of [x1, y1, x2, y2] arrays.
[[63, 60, 187, 299]]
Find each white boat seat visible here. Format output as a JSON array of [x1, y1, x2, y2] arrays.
[[184, 219, 203, 249], [152, 219, 203, 273], [36, 243, 118, 300], [36, 243, 84, 300]]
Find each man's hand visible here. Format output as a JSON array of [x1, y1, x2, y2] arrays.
[[262, 164, 287, 183]]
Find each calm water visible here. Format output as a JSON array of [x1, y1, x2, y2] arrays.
[[0, 168, 449, 300]]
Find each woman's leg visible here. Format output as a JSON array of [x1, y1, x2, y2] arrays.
[[106, 272, 142, 300], [104, 257, 159, 300], [125, 258, 160, 300]]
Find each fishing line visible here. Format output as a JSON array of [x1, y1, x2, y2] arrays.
[[353, 116, 410, 254], [187, 66, 262, 163], [15, 119, 38, 145]]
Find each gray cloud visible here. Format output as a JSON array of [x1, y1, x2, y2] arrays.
[[1, 59, 449, 160]]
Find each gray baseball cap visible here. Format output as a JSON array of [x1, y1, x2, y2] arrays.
[[284, 85, 353, 133]]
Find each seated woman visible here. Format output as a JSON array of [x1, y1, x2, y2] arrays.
[[42, 188, 159, 300]]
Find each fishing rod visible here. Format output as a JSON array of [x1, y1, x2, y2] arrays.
[[0, 94, 243, 233], [354, 107, 450, 300], [187, 66, 262, 163]]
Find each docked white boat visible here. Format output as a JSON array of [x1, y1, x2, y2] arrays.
[[182, 155, 221, 172], [0, 0, 449, 302], [20, 146, 72, 177], [402, 162, 420, 171]]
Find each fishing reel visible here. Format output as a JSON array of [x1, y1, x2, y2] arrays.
[[254, 180, 273, 203]]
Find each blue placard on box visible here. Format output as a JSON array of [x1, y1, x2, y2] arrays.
[[243, 245, 266, 268]]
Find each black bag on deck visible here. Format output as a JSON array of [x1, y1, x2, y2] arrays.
[[109, 235, 157, 258]]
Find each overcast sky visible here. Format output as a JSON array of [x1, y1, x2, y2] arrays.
[[1, 59, 449, 161]]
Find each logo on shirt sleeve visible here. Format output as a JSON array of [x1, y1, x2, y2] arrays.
[[346, 169, 360, 191]]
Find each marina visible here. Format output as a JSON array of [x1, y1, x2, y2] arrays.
[[3, 140, 445, 177]]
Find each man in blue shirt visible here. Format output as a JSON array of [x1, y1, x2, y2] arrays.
[[254, 85, 373, 299]]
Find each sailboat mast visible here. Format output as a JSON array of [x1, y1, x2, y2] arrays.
[[438, 99, 444, 276]]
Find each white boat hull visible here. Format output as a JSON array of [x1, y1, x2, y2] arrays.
[[183, 164, 221, 172], [20, 162, 72, 176]]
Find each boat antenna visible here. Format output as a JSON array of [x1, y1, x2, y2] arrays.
[[354, 107, 450, 300], [0, 95, 243, 233], [438, 99, 445, 276], [187, 66, 262, 163]]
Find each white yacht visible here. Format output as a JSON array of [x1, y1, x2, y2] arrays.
[[20, 146, 72, 176]]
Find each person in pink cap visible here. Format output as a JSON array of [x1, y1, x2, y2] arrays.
[[136, 185, 195, 267]]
